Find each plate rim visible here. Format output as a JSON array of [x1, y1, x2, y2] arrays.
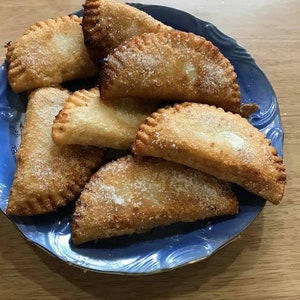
[[0, 3, 282, 275]]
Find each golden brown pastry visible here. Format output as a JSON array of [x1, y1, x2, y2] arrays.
[[132, 103, 286, 204], [82, 0, 171, 65], [52, 87, 158, 149], [72, 155, 238, 245], [101, 30, 241, 113], [6, 15, 98, 93], [6, 87, 104, 216]]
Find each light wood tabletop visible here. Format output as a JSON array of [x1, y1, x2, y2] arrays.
[[0, 0, 299, 299]]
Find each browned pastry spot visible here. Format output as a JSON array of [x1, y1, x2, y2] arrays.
[[240, 103, 259, 118]]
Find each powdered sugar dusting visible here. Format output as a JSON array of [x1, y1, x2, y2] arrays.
[[199, 62, 228, 94], [168, 169, 218, 201], [219, 131, 245, 152], [184, 61, 197, 83], [101, 184, 125, 205]]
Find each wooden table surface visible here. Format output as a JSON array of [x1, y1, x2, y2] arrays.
[[0, 0, 299, 299]]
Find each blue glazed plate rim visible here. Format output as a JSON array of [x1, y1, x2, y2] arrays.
[[0, 4, 283, 275]]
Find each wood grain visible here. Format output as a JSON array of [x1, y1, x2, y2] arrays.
[[0, 0, 299, 299]]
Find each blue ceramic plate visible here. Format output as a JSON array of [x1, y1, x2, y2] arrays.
[[0, 4, 283, 275]]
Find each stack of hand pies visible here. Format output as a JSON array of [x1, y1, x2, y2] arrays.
[[5, 0, 286, 245]]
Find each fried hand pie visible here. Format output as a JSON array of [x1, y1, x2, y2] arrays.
[[101, 30, 241, 113], [82, 0, 171, 65], [6, 87, 104, 216], [132, 103, 286, 204], [71, 155, 238, 245], [52, 88, 158, 149], [6, 15, 98, 93]]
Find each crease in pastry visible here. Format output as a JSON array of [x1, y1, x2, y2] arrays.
[[132, 102, 286, 204], [6, 87, 104, 216], [52, 87, 159, 149], [82, 0, 171, 65], [100, 30, 241, 113], [71, 155, 238, 245], [6, 15, 98, 93]]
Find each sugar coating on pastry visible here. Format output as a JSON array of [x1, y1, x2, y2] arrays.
[[71, 155, 238, 245], [101, 30, 241, 113], [82, 0, 171, 65], [132, 103, 286, 204], [52, 87, 158, 149], [6, 87, 104, 216], [6, 15, 98, 93]]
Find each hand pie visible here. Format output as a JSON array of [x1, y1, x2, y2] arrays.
[[82, 0, 171, 65], [132, 103, 286, 204], [71, 155, 238, 245], [6, 15, 98, 93], [52, 88, 158, 149], [6, 87, 104, 216], [101, 30, 241, 113]]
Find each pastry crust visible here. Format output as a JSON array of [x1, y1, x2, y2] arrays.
[[101, 30, 241, 113], [52, 87, 158, 149], [82, 0, 171, 65], [6, 15, 98, 93], [132, 103, 286, 204], [72, 155, 238, 245], [6, 87, 104, 216]]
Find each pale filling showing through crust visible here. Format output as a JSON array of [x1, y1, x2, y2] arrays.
[[194, 131, 247, 153], [163, 110, 257, 163], [53, 33, 78, 56], [184, 62, 197, 83]]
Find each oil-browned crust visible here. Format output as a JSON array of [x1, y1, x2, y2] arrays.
[[51, 87, 159, 149], [132, 102, 286, 204], [6, 87, 104, 216], [6, 15, 98, 93], [71, 155, 238, 245], [100, 30, 241, 113], [82, 0, 171, 65]]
